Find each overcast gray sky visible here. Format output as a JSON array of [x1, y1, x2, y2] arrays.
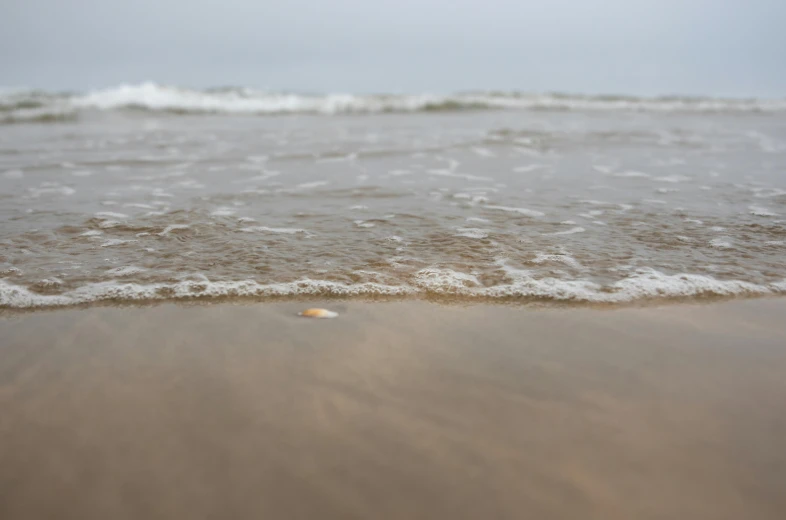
[[1, 0, 784, 96]]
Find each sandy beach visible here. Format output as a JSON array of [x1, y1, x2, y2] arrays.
[[1, 299, 785, 519]]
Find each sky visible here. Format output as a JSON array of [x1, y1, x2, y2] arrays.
[[1, 0, 785, 97]]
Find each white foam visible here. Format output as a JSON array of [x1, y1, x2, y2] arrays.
[[3, 169, 24, 179], [531, 253, 583, 269], [98, 220, 121, 229], [79, 230, 103, 237], [413, 268, 481, 293], [0, 278, 415, 308], [455, 228, 490, 239], [210, 207, 237, 217], [752, 187, 786, 199], [654, 175, 692, 183], [95, 211, 129, 219], [485, 205, 544, 217], [466, 217, 491, 223], [158, 224, 190, 235], [349, 205, 369, 211], [2, 265, 785, 308], [544, 226, 585, 236], [29, 185, 75, 197], [481, 263, 782, 303], [514, 164, 548, 173], [106, 266, 146, 277], [38, 83, 782, 115], [749, 205, 778, 217], [709, 238, 733, 249], [100, 239, 137, 247], [472, 147, 496, 157], [240, 226, 308, 234], [37, 278, 63, 287], [354, 220, 375, 228], [297, 181, 328, 189]]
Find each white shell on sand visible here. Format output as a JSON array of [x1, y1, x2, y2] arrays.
[[298, 308, 338, 319]]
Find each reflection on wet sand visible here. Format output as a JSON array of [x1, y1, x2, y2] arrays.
[[1, 300, 785, 519]]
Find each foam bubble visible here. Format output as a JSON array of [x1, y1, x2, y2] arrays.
[[106, 266, 146, 276], [531, 253, 583, 269], [240, 226, 309, 234], [514, 164, 548, 173], [709, 238, 733, 249], [2, 266, 785, 309], [455, 228, 490, 239], [654, 175, 692, 183], [749, 205, 778, 217], [472, 147, 496, 157], [210, 207, 236, 217], [414, 268, 481, 293], [158, 224, 190, 235], [0, 278, 414, 308], [296, 181, 328, 189], [98, 220, 121, 229], [100, 239, 137, 247]]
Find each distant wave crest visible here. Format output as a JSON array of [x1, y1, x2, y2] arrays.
[[2, 82, 785, 123]]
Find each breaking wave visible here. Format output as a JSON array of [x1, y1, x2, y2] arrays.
[[2, 82, 785, 123]]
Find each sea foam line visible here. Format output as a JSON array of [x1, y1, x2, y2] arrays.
[[2, 268, 785, 309]]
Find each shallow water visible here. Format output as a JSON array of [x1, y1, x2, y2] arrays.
[[2, 94, 786, 308]]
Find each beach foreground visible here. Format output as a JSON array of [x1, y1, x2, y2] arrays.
[[1, 299, 786, 519]]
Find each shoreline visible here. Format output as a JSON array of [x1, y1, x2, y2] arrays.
[[1, 299, 785, 519], [3, 286, 786, 315]]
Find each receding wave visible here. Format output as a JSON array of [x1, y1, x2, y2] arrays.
[[2, 269, 785, 310], [2, 82, 785, 122]]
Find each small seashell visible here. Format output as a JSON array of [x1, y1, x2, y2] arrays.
[[299, 308, 338, 319]]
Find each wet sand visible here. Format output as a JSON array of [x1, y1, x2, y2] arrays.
[[1, 299, 786, 520]]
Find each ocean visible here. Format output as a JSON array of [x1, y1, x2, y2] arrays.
[[1, 83, 785, 308]]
